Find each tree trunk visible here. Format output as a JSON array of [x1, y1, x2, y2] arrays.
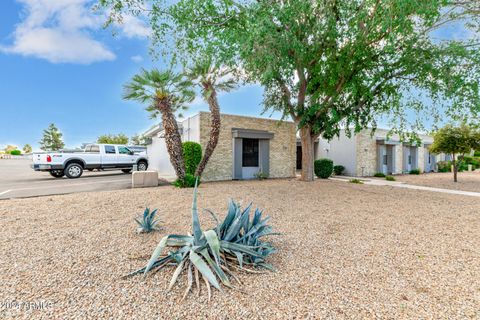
[[156, 97, 186, 180], [195, 83, 220, 177], [452, 153, 457, 183], [299, 125, 316, 182]]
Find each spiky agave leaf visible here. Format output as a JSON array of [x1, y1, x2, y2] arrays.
[[135, 208, 161, 233]]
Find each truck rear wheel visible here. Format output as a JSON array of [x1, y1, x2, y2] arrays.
[[65, 163, 83, 179], [49, 170, 65, 178], [137, 160, 148, 171]]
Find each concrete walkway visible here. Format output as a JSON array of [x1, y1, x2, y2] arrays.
[[330, 176, 480, 198]]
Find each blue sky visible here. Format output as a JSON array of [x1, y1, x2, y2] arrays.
[[0, 0, 267, 151], [0, 1, 474, 151]]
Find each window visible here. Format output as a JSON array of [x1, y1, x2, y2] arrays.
[[90, 145, 99, 153], [118, 146, 131, 155], [104, 145, 116, 154], [383, 155, 388, 165], [242, 139, 259, 167], [408, 155, 412, 165], [84, 145, 91, 152]]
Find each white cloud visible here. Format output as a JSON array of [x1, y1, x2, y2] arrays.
[[131, 55, 143, 63], [1, 0, 150, 64], [118, 15, 150, 39]]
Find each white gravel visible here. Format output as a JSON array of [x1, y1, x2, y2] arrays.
[[0, 179, 479, 319]]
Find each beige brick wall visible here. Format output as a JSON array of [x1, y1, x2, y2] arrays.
[[394, 145, 403, 174], [418, 146, 425, 173], [199, 112, 297, 181]]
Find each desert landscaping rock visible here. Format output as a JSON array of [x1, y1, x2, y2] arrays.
[[0, 179, 479, 319], [395, 171, 480, 193]]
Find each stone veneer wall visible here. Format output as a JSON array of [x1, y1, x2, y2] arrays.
[[355, 131, 378, 176], [394, 145, 403, 174], [198, 112, 297, 181]]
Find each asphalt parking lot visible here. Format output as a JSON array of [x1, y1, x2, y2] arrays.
[[0, 159, 133, 200]]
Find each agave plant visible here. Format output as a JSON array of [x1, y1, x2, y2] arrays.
[[125, 180, 277, 300], [135, 208, 161, 233]]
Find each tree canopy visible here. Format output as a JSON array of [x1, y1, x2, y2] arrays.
[[97, 133, 130, 144]]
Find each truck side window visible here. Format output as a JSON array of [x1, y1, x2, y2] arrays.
[[90, 145, 100, 153], [85, 145, 91, 152], [105, 145, 116, 154], [118, 146, 130, 154]]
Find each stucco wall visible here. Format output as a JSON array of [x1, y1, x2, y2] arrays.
[[318, 132, 357, 176], [199, 112, 297, 181]]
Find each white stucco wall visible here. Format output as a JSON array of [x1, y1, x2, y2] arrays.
[[317, 131, 357, 176], [145, 114, 201, 179]]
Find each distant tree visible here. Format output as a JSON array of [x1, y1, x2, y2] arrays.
[[130, 134, 147, 146], [22, 144, 32, 154], [4, 145, 17, 153], [39, 124, 65, 151], [97, 133, 129, 144], [430, 124, 480, 182], [123, 69, 195, 181]]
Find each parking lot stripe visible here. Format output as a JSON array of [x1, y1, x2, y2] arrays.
[[0, 190, 12, 196]]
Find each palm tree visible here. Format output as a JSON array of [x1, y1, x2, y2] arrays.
[[124, 69, 194, 180], [187, 60, 236, 177]]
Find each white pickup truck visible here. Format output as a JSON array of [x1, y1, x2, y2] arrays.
[[32, 144, 149, 179]]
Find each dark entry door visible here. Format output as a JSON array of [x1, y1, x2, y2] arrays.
[[296, 145, 302, 169]]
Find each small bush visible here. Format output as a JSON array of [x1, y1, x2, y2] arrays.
[[385, 175, 395, 181], [409, 169, 421, 175], [314, 158, 334, 179], [374, 172, 386, 177], [254, 172, 269, 180], [182, 142, 202, 175], [437, 160, 451, 172], [463, 156, 480, 169], [349, 179, 363, 184], [173, 174, 199, 188], [333, 165, 345, 175], [10, 150, 21, 155]]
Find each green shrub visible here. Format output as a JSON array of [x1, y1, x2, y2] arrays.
[[135, 208, 161, 234], [385, 175, 395, 181], [182, 142, 202, 175], [314, 158, 334, 179], [374, 172, 386, 177], [409, 169, 421, 175], [173, 174, 199, 188], [474, 150, 480, 157], [126, 180, 277, 301], [333, 165, 345, 175], [437, 161, 451, 172], [10, 150, 21, 155], [463, 156, 480, 169], [349, 179, 363, 184], [254, 172, 269, 180]]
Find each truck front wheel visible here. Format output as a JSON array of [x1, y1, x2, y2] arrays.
[[65, 163, 83, 179], [49, 170, 65, 178], [137, 160, 148, 171]]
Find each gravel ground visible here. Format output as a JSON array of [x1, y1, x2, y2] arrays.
[[395, 171, 480, 193], [0, 179, 479, 319]]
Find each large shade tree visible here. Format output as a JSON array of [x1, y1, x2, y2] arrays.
[[99, 0, 480, 181], [430, 124, 480, 182]]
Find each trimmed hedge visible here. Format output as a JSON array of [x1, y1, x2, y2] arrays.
[[409, 169, 421, 175], [385, 175, 395, 181], [333, 165, 345, 176], [10, 150, 21, 155], [173, 174, 199, 188], [314, 158, 334, 179], [374, 172, 386, 177], [182, 142, 202, 176]]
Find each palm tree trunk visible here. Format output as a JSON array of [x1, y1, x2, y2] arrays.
[[156, 97, 186, 180], [195, 83, 221, 177]]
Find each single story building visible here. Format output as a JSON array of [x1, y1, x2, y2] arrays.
[[144, 112, 297, 181], [305, 128, 440, 176]]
